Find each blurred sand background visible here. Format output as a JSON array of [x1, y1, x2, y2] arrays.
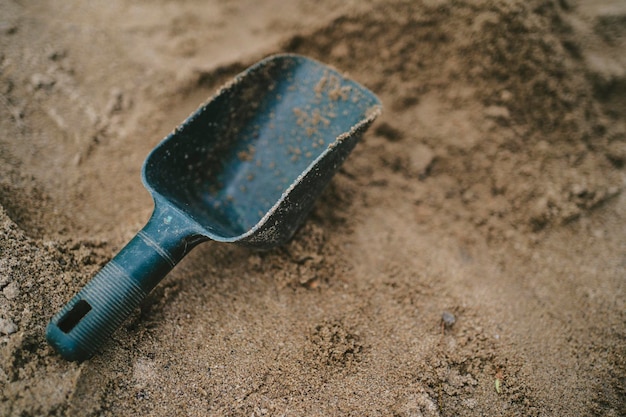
[[1, 0, 624, 415]]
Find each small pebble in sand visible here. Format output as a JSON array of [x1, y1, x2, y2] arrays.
[[0, 318, 18, 335], [2, 282, 19, 300], [442, 311, 456, 328]]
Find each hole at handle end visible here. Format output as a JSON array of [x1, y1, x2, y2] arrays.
[[58, 300, 92, 333]]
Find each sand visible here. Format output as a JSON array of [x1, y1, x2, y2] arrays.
[[1, 0, 625, 415]]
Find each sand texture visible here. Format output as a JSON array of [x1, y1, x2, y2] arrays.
[[1, 0, 625, 415]]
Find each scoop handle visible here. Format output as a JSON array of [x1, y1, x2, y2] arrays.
[[46, 205, 202, 361]]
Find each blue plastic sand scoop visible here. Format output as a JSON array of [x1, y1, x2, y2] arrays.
[[46, 54, 381, 361]]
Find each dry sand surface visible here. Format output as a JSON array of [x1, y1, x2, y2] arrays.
[[1, 0, 625, 415]]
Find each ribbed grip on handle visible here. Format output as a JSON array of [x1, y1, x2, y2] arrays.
[[46, 204, 203, 362], [46, 260, 147, 362]]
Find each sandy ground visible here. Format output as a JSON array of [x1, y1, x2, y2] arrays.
[[1, 0, 625, 415]]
